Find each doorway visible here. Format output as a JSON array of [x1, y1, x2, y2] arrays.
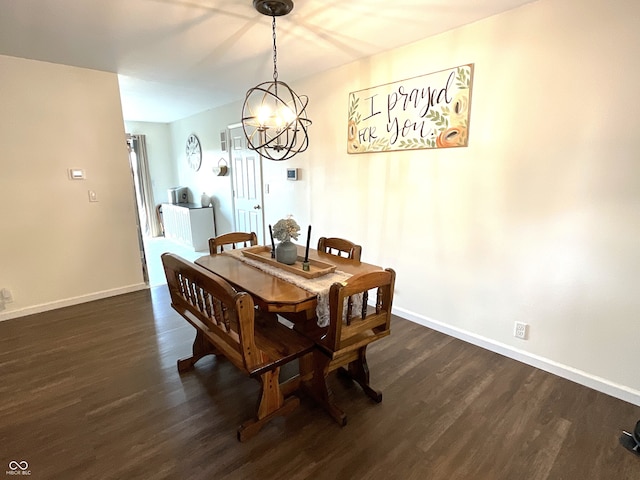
[[127, 133, 206, 287]]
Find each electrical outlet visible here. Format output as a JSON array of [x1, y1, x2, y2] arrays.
[[88, 190, 98, 202], [514, 321, 528, 339]]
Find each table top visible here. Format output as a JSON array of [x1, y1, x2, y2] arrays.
[[195, 245, 382, 314]]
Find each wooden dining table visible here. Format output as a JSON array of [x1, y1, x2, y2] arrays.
[[195, 244, 383, 324]]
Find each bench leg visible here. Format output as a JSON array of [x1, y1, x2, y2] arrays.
[[237, 397, 299, 442], [236, 367, 300, 442], [177, 331, 220, 373]]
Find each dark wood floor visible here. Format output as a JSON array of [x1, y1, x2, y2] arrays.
[[1, 287, 638, 479]]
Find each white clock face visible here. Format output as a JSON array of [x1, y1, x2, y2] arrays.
[[186, 134, 202, 171]]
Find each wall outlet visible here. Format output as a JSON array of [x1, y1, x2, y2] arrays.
[[514, 321, 529, 339]]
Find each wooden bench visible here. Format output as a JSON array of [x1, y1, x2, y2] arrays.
[[162, 253, 314, 441]]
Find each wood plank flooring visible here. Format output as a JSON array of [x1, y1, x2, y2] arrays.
[[1, 287, 638, 479]]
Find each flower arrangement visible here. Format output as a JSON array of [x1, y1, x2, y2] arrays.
[[272, 215, 300, 242]]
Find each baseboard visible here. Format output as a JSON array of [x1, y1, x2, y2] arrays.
[[0, 283, 148, 322], [393, 306, 640, 408]]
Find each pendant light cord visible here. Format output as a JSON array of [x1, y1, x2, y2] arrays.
[[272, 16, 278, 83]]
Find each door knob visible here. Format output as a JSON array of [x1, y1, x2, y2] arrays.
[[253, 205, 261, 210]]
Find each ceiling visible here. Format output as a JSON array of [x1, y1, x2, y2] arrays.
[[0, 0, 535, 123]]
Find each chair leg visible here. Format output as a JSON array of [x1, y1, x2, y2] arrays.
[[236, 367, 300, 442], [177, 331, 220, 373], [343, 347, 382, 403]]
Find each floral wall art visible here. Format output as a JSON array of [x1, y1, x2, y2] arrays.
[[347, 64, 473, 153]]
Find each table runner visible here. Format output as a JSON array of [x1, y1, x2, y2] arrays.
[[223, 248, 356, 327]]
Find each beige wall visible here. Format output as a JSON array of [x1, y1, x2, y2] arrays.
[[0, 55, 145, 318], [294, 0, 640, 400]]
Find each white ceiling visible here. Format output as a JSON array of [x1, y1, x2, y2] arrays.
[[0, 0, 535, 123]]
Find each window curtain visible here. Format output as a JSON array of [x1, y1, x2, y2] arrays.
[[129, 134, 162, 237]]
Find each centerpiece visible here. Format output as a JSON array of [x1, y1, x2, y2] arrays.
[[271, 215, 300, 265]]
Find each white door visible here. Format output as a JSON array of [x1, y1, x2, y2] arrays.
[[229, 125, 265, 244]]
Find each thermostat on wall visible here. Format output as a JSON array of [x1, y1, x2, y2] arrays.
[[287, 168, 298, 181]]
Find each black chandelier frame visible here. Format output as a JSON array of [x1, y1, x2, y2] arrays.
[[241, 0, 311, 161]]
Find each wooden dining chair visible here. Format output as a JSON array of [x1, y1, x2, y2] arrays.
[[317, 236, 362, 261], [162, 253, 314, 441], [209, 231, 258, 255], [307, 268, 395, 426]]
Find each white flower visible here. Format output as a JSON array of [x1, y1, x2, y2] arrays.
[[272, 216, 300, 242]]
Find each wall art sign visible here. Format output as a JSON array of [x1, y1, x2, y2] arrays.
[[347, 63, 473, 153]]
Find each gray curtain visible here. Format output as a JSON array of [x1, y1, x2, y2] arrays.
[[130, 134, 162, 237]]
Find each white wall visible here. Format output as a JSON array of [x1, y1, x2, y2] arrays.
[[295, 0, 640, 401], [168, 104, 242, 237], [0, 55, 145, 319]]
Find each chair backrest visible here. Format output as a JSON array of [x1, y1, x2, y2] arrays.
[[209, 231, 258, 255], [321, 268, 395, 354], [161, 253, 260, 372], [317, 236, 362, 262]]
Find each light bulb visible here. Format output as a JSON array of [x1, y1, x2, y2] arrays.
[[257, 104, 271, 126], [281, 105, 295, 124]]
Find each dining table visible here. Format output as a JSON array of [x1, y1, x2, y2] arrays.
[[195, 244, 383, 326]]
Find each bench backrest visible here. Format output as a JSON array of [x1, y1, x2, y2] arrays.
[[162, 253, 261, 373]]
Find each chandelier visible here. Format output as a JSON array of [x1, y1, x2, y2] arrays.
[[241, 0, 311, 161]]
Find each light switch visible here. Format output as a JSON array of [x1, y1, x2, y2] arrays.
[[88, 190, 98, 202], [69, 168, 85, 179]]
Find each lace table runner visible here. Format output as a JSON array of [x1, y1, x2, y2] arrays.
[[224, 248, 353, 327]]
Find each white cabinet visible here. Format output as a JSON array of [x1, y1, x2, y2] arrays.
[[162, 203, 215, 251]]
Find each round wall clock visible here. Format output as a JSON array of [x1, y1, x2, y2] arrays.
[[186, 134, 202, 171]]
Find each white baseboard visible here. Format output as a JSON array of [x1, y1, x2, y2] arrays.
[[0, 283, 148, 323], [393, 306, 640, 407]]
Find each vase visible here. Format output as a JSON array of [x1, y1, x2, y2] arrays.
[[275, 240, 297, 265], [200, 193, 211, 207]]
